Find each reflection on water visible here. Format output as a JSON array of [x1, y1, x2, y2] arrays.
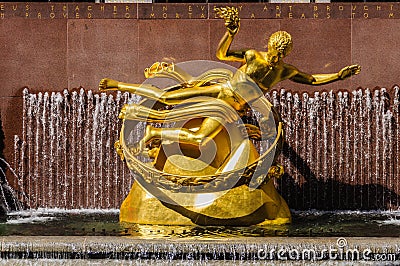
[[1, 209, 400, 238]]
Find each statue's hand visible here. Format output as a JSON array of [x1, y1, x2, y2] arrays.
[[128, 140, 145, 156], [338, 64, 361, 80], [99, 78, 119, 91], [214, 6, 240, 36]]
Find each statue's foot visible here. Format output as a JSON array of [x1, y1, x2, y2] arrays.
[[99, 78, 119, 91], [127, 126, 155, 156]]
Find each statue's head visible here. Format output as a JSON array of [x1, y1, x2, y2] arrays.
[[267, 31, 293, 61]]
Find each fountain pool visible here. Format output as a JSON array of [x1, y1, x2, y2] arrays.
[[0, 209, 399, 263], [1, 87, 398, 263], [2, 209, 400, 238]]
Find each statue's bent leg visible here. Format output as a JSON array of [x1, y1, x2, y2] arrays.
[[149, 117, 224, 147], [128, 117, 223, 155], [119, 104, 170, 121]]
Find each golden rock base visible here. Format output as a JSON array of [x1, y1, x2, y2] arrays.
[[120, 179, 291, 226]]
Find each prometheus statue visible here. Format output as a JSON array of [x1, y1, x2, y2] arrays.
[[99, 6, 360, 226]]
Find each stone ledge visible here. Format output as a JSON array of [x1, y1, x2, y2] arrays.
[[0, 236, 398, 261]]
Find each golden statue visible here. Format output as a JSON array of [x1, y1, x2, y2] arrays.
[[99, 7, 360, 226]]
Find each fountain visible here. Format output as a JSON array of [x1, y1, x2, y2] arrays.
[[4, 85, 400, 263]]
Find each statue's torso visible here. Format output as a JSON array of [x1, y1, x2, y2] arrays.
[[241, 49, 295, 91], [215, 50, 299, 115]]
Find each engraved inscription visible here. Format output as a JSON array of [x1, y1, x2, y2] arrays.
[[0, 3, 399, 20]]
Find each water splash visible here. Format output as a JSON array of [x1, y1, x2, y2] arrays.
[[0, 158, 23, 212]]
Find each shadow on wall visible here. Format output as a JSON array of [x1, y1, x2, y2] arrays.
[[271, 87, 400, 211], [279, 142, 399, 211]]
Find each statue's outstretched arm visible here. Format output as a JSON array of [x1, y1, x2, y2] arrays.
[[290, 64, 361, 85], [99, 78, 165, 100], [99, 78, 222, 105], [215, 7, 247, 63]]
